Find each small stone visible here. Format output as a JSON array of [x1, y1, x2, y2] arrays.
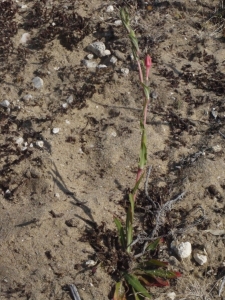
[[65, 218, 77, 227], [36, 140, 44, 148], [121, 68, 129, 76], [32, 77, 43, 89], [106, 5, 114, 12], [110, 56, 117, 64], [52, 128, 60, 134], [87, 54, 94, 60], [104, 49, 111, 56], [167, 292, 176, 300], [150, 91, 158, 99], [211, 109, 217, 119], [85, 260, 96, 266], [212, 145, 222, 153], [193, 252, 207, 265], [55, 193, 60, 198], [23, 94, 32, 101], [87, 42, 106, 57], [82, 60, 98, 68], [16, 137, 24, 145], [97, 64, 107, 68], [20, 32, 30, 44], [66, 95, 73, 104], [0, 100, 10, 108], [114, 20, 122, 26], [62, 102, 68, 109], [171, 241, 192, 259]]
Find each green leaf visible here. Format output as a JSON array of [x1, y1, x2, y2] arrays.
[[113, 281, 126, 300], [132, 172, 144, 195], [139, 121, 147, 169], [137, 259, 168, 269], [142, 269, 182, 279], [114, 218, 126, 250], [126, 206, 133, 253], [145, 238, 162, 251], [124, 274, 152, 299], [141, 83, 150, 100], [132, 287, 143, 300], [120, 8, 130, 33]]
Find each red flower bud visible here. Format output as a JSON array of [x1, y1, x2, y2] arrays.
[[145, 54, 152, 81]]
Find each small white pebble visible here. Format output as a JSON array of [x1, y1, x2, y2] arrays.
[[0, 100, 10, 108], [62, 102, 68, 109], [82, 60, 98, 68], [52, 128, 60, 134], [193, 252, 207, 265], [32, 77, 43, 89], [36, 141, 44, 148], [30, 143, 33, 148], [97, 64, 107, 68], [54, 193, 60, 198], [16, 137, 24, 145], [87, 54, 94, 60], [66, 95, 73, 104], [172, 241, 192, 259], [23, 94, 33, 101], [110, 56, 117, 64], [106, 5, 114, 12], [167, 292, 176, 300], [114, 20, 122, 26], [121, 68, 129, 76], [104, 49, 111, 56], [85, 260, 96, 266], [87, 42, 106, 57], [212, 145, 222, 152], [20, 32, 30, 44], [65, 120, 70, 124]]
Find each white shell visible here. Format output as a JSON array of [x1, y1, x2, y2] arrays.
[[36, 141, 44, 148]]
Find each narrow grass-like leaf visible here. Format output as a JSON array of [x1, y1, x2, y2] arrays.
[[132, 172, 144, 195], [138, 275, 169, 287], [124, 274, 152, 299], [126, 206, 133, 253], [137, 259, 168, 269], [113, 281, 126, 300], [120, 8, 130, 33], [132, 287, 143, 300], [141, 83, 150, 100], [141, 269, 182, 279], [114, 218, 126, 250], [145, 238, 162, 251], [139, 121, 147, 169]]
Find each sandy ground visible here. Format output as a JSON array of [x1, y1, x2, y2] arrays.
[[1, 0, 225, 299]]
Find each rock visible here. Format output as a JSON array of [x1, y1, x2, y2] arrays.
[[208, 184, 219, 196], [23, 94, 33, 102], [52, 128, 60, 134], [36, 140, 44, 148], [0, 100, 10, 108], [97, 64, 107, 68], [15, 137, 24, 145], [65, 218, 77, 227], [114, 20, 122, 26], [104, 49, 111, 56], [167, 292, 176, 300], [20, 33, 30, 44], [66, 95, 73, 104], [106, 5, 114, 12], [121, 68, 129, 76], [32, 77, 43, 89], [110, 56, 117, 64], [82, 59, 98, 68], [168, 256, 180, 267], [87, 54, 94, 60], [193, 252, 207, 265], [87, 42, 106, 57], [171, 241, 192, 259], [85, 260, 96, 266], [212, 145, 222, 153], [150, 91, 158, 99], [62, 103, 68, 109]]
